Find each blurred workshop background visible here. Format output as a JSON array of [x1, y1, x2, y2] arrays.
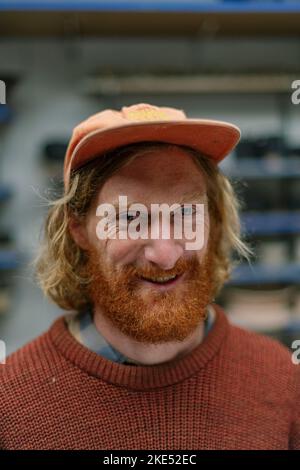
[[0, 0, 300, 355]]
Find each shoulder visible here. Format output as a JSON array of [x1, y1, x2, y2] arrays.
[[0, 315, 77, 449], [229, 320, 293, 366], [216, 303, 299, 390], [0, 316, 68, 396]]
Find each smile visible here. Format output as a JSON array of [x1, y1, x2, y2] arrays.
[[141, 274, 177, 283], [139, 273, 185, 290]]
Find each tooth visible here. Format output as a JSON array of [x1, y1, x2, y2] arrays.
[[146, 275, 176, 282]]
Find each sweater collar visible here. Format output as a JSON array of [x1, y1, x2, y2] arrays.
[[48, 303, 229, 391], [67, 305, 215, 365]]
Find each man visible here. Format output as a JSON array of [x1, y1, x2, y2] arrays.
[[0, 103, 299, 450]]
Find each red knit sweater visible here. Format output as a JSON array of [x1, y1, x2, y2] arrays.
[[0, 304, 299, 450]]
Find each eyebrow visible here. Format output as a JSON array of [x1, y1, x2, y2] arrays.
[[108, 190, 206, 211], [177, 190, 206, 204]]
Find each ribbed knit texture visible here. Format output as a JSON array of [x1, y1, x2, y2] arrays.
[[0, 303, 299, 450]]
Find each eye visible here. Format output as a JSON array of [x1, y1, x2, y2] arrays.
[[181, 206, 194, 216], [127, 214, 137, 222], [119, 211, 141, 222]]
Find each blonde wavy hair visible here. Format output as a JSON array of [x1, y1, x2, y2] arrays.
[[34, 141, 253, 311]]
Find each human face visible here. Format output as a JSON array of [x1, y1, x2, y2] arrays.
[[71, 146, 215, 343]]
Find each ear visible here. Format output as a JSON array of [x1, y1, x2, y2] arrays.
[[68, 216, 90, 251]]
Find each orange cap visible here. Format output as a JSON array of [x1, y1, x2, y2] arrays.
[[64, 102, 241, 190]]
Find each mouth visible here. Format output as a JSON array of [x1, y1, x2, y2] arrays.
[[139, 272, 185, 290]]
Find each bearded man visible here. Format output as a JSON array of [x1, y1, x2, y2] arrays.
[[0, 103, 299, 450]]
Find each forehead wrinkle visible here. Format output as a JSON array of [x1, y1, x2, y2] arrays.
[[107, 189, 206, 212]]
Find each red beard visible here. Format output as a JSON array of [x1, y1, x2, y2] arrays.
[[85, 246, 215, 344]]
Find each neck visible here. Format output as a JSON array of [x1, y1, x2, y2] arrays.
[[93, 305, 207, 366]]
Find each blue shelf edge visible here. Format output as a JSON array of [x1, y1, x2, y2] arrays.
[[223, 157, 300, 180], [285, 320, 300, 333], [241, 211, 300, 236], [0, 250, 22, 270], [0, 184, 14, 202], [1, 1, 300, 13], [0, 105, 12, 124], [228, 263, 300, 285]]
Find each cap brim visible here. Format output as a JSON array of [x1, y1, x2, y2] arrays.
[[66, 119, 240, 185]]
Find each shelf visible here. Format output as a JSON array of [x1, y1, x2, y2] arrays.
[[285, 319, 300, 333], [0, 250, 21, 270], [83, 73, 300, 95], [0, 185, 13, 202], [223, 157, 300, 180], [241, 211, 300, 236], [0, 105, 11, 124], [229, 263, 300, 286], [1, 10, 300, 37], [1, 1, 300, 13]]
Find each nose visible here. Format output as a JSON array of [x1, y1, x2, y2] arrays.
[[144, 239, 184, 270]]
